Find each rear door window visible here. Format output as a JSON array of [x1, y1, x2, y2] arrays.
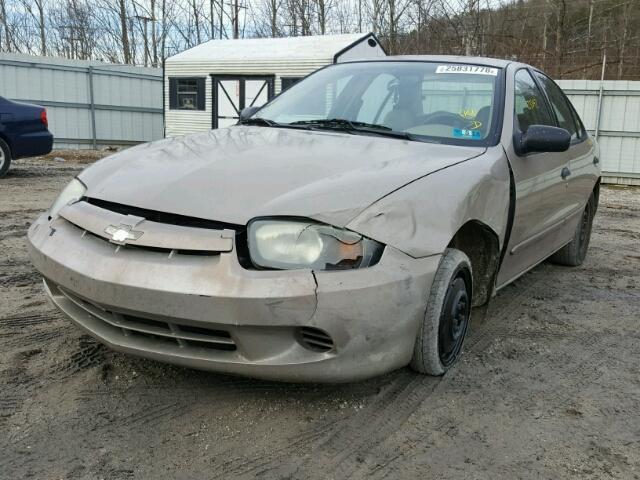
[[534, 72, 580, 141]]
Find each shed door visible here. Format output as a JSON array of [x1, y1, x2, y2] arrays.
[[212, 76, 274, 129]]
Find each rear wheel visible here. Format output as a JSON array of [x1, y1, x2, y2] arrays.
[[0, 138, 11, 178], [410, 248, 472, 376], [550, 193, 595, 267]]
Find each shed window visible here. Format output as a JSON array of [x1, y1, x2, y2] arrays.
[[169, 77, 206, 110]]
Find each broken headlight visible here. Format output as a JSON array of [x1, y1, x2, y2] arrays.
[[49, 178, 86, 218], [247, 219, 384, 270]]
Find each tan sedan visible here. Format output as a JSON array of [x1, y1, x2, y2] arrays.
[[28, 56, 600, 382]]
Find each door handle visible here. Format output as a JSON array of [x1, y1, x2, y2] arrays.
[[561, 167, 571, 180]]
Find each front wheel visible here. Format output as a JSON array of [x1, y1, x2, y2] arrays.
[[0, 138, 11, 178], [410, 248, 473, 376]]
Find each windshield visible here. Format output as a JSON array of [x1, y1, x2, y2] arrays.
[[255, 61, 503, 145]]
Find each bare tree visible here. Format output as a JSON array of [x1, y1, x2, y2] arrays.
[[1, 0, 638, 79], [0, 0, 9, 52], [119, 0, 131, 62]]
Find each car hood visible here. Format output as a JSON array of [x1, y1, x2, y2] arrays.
[[79, 126, 485, 227]]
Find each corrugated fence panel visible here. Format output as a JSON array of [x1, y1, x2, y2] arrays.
[[558, 79, 640, 184], [47, 105, 93, 140], [0, 53, 163, 149]]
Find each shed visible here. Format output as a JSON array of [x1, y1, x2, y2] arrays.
[[164, 33, 386, 136]]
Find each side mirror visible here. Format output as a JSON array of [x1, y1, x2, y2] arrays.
[[239, 106, 260, 122], [517, 125, 571, 155]]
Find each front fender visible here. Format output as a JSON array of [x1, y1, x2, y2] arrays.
[[346, 147, 511, 258]]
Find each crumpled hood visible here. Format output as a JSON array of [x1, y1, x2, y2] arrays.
[[79, 126, 485, 227]]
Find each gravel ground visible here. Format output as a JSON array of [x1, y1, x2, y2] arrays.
[[1, 155, 639, 480]]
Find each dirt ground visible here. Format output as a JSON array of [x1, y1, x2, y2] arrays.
[[1, 155, 639, 480]]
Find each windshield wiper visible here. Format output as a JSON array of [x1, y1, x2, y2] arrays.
[[288, 118, 415, 140], [290, 118, 391, 130], [238, 117, 278, 127], [239, 116, 312, 131]]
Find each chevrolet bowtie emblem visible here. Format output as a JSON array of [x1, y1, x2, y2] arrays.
[[104, 224, 144, 245]]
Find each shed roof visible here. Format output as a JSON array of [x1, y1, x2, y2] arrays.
[[166, 33, 372, 63]]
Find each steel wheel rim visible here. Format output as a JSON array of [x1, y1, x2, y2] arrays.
[[578, 203, 592, 257], [438, 274, 471, 367], [0, 146, 4, 169]]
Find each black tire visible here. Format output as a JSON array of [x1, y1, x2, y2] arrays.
[[0, 138, 11, 178], [550, 193, 595, 267], [410, 248, 473, 376]]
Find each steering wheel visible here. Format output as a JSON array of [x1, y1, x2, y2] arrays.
[[420, 111, 468, 128]]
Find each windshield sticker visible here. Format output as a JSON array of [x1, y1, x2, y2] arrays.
[[436, 65, 498, 76], [467, 120, 482, 130], [453, 128, 482, 140], [459, 108, 477, 119], [526, 97, 538, 110]]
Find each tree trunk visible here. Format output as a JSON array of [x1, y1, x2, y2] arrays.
[[542, 8, 548, 68], [618, 2, 630, 79], [119, 0, 131, 63], [193, 0, 201, 44], [317, 0, 326, 35], [270, 0, 277, 37], [37, 0, 46, 56], [151, 0, 157, 66], [161, 0, 167, 61], [0, 0, 7, 52], [586, 0, 593, 58], [388, 0, 396, 53], [554, 0, 566, 77], [209, 0, 214, 39], [233, 0, 239, 38]]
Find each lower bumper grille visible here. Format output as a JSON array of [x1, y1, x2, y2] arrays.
[[298, 327, 334, 352], [58, 287, 236, 352]]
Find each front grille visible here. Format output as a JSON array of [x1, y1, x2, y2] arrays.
[[59, 287, 236, 352], [298, 327, 334, 352], [83, 198, 242, 232], [66, 220, 220, 257]]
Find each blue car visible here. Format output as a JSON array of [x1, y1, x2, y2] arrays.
[[0, 96, 54, 177]]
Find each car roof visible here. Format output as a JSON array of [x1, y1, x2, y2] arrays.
[[355, 55, 517, 69]]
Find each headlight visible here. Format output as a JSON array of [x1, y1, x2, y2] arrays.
[[49, 178, 86, 218], [248, 219, 384, 270]]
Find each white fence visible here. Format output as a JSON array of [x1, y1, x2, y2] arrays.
[[558, 79, 640, 185], [0, 53, 163, 150]]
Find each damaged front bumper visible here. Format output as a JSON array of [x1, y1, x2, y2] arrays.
[[27, 207, 440, 382]]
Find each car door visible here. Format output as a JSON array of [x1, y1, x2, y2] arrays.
[[497, 68, 573, 287], [533, 71, 598, 222]]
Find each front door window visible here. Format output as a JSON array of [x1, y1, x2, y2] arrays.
[[514, 69, 555, 132]]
